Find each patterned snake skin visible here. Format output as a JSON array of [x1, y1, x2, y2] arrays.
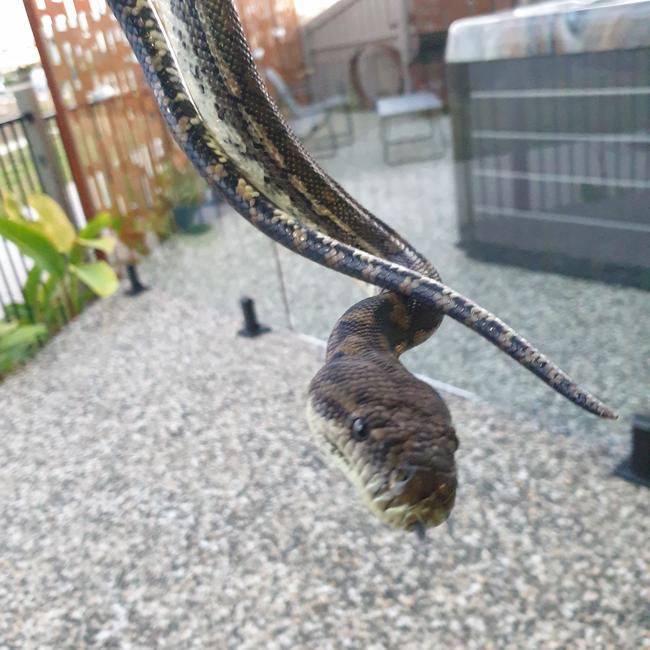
[[108, 0, 616, 534]]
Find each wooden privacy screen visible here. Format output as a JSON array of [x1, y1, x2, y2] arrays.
[[236, 0, 306, 90], [27, 0, 306, 223], [27, 0, 180, 225]]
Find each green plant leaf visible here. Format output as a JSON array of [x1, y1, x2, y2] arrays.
[[0, 217, 66, 278], [68, 272, 81, 315], [0, 352, 15, 374], [69, 243, 84, 266], [78, 211, 115, 239], [76, 236, 116, 254], [27, 193, 76, 253], [0, 323, 47, 351], [69, 262, 118, 297], [0, 334, 41, 372], [0, 321, 19, 337], [3, 194, 23, 221], [3, 303, 33, 323], [23, 265, 42, 307], [41, 273, 62, 308], [40, 290, 67, 328]]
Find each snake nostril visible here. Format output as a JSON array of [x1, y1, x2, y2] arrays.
[[393, 466, 415, 485]]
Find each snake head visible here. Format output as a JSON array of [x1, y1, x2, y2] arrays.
[[306, 354, 458, 532]]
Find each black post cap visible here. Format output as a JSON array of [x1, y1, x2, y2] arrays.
[[614, 413, 650, 488], [238, 296, 270, 338]]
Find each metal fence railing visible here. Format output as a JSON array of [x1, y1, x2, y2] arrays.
[[0, 115, 43, 201], [0, 112, 46, 325]]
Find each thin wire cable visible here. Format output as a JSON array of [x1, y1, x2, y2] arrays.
[[270, 240, 294, 331]]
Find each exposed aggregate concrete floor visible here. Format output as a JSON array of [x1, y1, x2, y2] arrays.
[[0, 291, 648, 649]]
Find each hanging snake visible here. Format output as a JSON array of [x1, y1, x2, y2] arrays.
[[107, 0, 616, 535]]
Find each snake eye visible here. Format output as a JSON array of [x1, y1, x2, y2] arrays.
[[351, 417, 370, 441]]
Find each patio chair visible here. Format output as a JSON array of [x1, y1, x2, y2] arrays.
[[376, 91, 446, 165], [264, 68, 354, 149]]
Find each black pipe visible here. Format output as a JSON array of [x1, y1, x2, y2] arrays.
[[126, 264, 148, 296]]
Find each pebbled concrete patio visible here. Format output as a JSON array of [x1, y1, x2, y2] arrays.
[[0, 290, 648, 649]]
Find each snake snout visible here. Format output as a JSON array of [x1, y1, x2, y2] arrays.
[[390, 464, 457, 526], [394, 465, 440, 501]]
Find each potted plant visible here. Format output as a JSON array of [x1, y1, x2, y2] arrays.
[[158, 160, 210, 234]]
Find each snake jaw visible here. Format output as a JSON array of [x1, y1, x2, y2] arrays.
[[372, 467, 456, 530]]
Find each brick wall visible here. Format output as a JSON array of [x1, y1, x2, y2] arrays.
[[411, 0, 516, 34]]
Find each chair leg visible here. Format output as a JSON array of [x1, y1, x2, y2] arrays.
[[380, 116, 391, 165], [305, 110, 338, 158], [432, 114, 446, 158], [335, 106, 354, 146], [380, 111, 446, 165], [326, 110, 338, 152], [344, 107, 354, 140], [323, 105, 354, 148]]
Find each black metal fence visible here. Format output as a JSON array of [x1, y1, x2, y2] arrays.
[[449, 47, 650, 288], [0, 115, 43, 200], [0, 109, 72, 328], [1, 114, 40, 324]]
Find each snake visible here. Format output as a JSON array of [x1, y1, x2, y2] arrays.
[[107, 0, 616, 535]]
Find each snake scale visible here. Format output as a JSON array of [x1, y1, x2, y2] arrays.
[[108, 0, 616, 534]]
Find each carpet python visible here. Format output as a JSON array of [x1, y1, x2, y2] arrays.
[[108, 0, 616, 534]]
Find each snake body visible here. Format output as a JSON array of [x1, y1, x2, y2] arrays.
[[108, 0, 616, 533]]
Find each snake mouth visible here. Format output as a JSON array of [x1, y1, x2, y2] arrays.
[[369, 468, 456, 530], [322, 436, 455, 530], [382, 491, 455, 530]]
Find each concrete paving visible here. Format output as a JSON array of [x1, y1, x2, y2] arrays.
[[0, 290, 647, 649]]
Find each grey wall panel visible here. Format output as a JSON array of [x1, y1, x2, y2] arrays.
[[303, 0, 407, 100]]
